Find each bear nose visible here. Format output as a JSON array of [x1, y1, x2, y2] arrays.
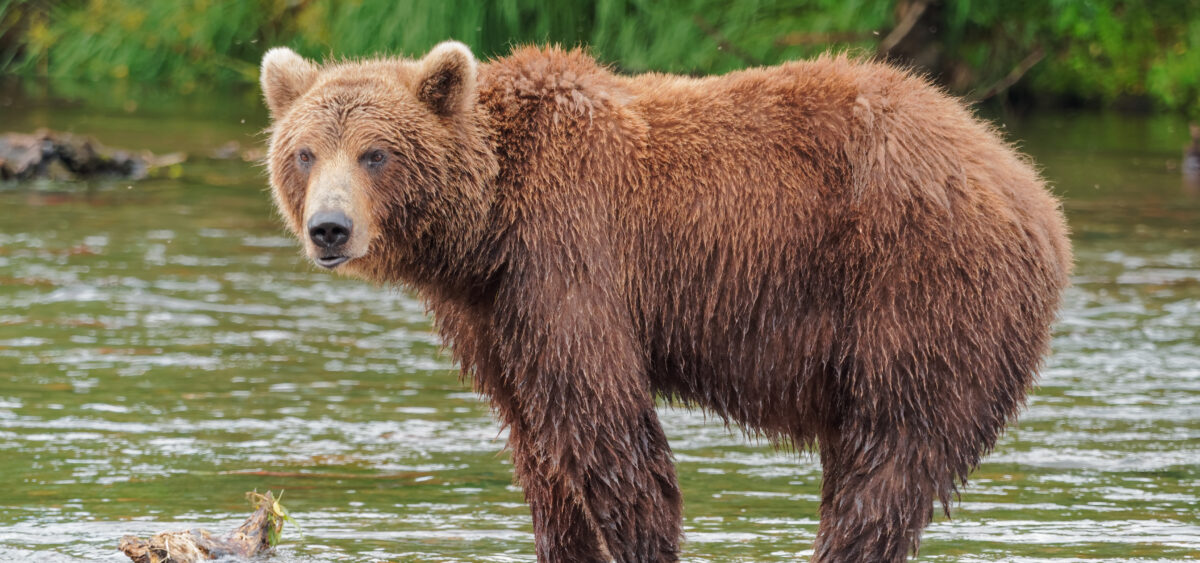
[[307, 210, 353, 249]]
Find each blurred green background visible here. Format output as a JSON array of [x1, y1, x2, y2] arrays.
[[2, 0, 1198, 114]]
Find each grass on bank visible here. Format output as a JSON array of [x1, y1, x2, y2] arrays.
[[0, 0, 1198, 114]]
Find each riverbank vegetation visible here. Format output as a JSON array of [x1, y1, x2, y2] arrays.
[[1, 0, 1197, 114]]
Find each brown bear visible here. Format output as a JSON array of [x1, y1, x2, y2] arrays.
[[260, 41, 1071, 562]]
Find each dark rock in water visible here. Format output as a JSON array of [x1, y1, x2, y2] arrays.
[[0, 129, 185, 181], [1185, 123, 1200, 196]]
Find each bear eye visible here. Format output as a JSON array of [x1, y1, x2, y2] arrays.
[[363, 149, 387, 168], [297, 149, 314, 167]]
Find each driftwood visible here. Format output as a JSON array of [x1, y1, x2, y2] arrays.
[[118, 491, 296, 563], [0, 128, 185, 181], [207, 140, 265, 162]]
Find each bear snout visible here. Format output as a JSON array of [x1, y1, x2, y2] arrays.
[[307, 209, 353, 268]]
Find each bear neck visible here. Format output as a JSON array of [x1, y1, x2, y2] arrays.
[[402, 49, 622, 316]]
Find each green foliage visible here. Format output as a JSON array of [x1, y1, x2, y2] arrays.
[[992, 0, 1200, 112], [1, 0, 1197, 113], [247, 490, 302, 547]]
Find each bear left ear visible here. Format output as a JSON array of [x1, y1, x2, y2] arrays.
[[416, 41, 478, 116]]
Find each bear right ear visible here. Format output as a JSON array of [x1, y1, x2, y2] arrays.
[[416, 41, 478, 116], [260, 47, 318, 117]]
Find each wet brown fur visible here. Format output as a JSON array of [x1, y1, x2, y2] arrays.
[[262, 43, 1073, 562]]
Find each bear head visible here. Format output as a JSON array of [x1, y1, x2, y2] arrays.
[[260, 41, 498, 285]]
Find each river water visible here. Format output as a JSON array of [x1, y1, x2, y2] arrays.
[[0, 97, 1197, 561]]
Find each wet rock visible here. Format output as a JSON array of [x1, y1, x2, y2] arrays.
[[0, 129, 186, 181]]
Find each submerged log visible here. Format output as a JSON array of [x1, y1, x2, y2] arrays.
[[118, 491, 295, 563], [0, 129, 185, 181]]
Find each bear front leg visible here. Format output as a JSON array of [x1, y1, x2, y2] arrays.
[[490, 287, 683, 562], [509, 405, 681, 563]]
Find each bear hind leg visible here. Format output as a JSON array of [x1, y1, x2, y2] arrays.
[[810, 425, 966, 563]]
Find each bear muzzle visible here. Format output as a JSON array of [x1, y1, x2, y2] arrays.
[[307, 209, 353, 268]]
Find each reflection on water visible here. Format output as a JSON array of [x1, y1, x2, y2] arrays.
[[0, 105, 1198, 562]]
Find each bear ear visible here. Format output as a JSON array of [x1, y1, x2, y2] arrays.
[[260, 47, 318, 117], [416, 41, 478, 116]]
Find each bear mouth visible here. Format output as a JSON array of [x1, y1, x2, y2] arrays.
[[315, 255, 349, 269]]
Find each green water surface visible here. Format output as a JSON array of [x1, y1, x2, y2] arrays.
[[0, 97, 1197, 561]]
